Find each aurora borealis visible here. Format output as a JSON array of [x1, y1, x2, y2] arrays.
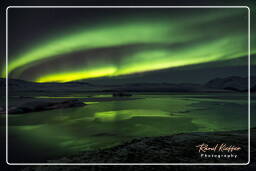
[[3, 8, 254, 82], [3, 6, 255, 165]]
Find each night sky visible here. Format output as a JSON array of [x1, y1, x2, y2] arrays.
[[2, 7, 255, 83]]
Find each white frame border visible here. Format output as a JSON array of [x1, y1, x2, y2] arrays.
[[5, 6, 251, 166]]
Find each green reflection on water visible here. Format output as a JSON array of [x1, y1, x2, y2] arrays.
[[5, 93, 252, 162], [94, 109, 181, 122], [84, 102, 100, 105]]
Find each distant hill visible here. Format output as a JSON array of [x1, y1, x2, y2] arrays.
[[0, 76, 255, 93], [205, 76, 256, 92], [0, 78, 99, 93]]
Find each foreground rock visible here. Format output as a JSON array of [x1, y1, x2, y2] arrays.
[[23, 129, 255, 171], [50, 129, 252, 163], [2, 100, 86, 114]]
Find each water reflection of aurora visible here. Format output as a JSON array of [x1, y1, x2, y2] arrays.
[[6, 94, 249, 160], [94, 109, 180, 121]]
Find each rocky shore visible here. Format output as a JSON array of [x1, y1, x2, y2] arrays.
[[0, 99, 86, 114], [48, 129, 252, 164], [21, 128, 255, 171]]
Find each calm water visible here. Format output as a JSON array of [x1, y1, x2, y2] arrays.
[[3, 93, 254, 163]]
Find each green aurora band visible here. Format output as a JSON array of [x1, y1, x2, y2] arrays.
[[4, 8, 254, 82]]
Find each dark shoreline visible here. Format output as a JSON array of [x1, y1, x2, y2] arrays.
[[0, 96, 141, 115], [46, 128, 253, 164], [19, 128, 255, 171]]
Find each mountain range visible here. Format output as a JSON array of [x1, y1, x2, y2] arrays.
[[0, 76, 255, 93]]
